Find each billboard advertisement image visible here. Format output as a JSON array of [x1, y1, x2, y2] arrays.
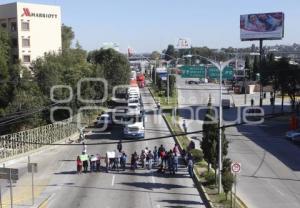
[[175, 38, 191, 49], [240, 12, 284, 41]]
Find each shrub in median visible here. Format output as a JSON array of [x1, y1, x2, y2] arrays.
[[222, 171, 235, 200], [190, 149, 203, 163], [204, 171, 215, 186]]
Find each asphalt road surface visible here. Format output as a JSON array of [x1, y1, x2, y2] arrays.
[[2, 87, 205, 208], [177, 76, 300, 208]]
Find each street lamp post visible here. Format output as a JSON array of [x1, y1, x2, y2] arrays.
[[183, 54, 235, 194]]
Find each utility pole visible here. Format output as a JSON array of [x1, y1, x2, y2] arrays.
[[218, 62, 223, 194], [259, 39, 263, 107]]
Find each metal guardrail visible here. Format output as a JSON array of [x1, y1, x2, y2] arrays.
[[0, 119, 78, 160]]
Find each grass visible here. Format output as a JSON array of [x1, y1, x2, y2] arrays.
[[194, 163, 244, 208], [164, 114, 190, 149], [149, 86, 178, 108]]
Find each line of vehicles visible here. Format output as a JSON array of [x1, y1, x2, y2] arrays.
[[94, 71, 145, 139]]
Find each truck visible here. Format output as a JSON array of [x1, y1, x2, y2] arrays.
[[136, 73, 145, 88]]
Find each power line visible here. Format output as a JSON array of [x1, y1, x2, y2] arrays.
[[0, 103, 59, 126], [0, 111, 292, 146]]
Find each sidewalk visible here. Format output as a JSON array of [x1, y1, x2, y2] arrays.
[[0, 133, 79, 208]]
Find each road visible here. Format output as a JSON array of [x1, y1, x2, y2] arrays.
[[177, 75, 300, 208], [1, 87, 205, 208]]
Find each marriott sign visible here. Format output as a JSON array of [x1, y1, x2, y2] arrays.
[[21, 8, 58, 18]]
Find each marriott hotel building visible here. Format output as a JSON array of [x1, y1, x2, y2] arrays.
[[0, 2, 62, 66]]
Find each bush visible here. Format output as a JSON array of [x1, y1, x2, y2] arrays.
[[222, 171, 234, 200], [204, 171, 215, 186], [190, 149, 203, 163]]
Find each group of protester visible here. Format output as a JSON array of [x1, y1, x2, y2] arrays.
[[76, 141, 195, 178]]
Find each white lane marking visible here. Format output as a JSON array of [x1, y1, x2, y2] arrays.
[[91, 132, 111, 135], [156, 205, 160, 208], [151, 175, 155, 183], [145, 140, 149, 146], [111, 175, 115, 186]]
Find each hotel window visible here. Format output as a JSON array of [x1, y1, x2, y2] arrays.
[[23, 55, 30, 63], [22, 38, 30, 47], [21, 22, 29, 31], [10, 22, 17, 32]]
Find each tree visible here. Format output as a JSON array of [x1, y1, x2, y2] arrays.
[[244, 56, 250, 79], [202, 97, 229, 184], [222, 170, 234, 200], [61, 24, 75, 52], [165, 45, 176, 61], [5, 69, 45, 132], [92, 48, 131, 93], [252, 55, 259, 81], [150, 51, 160, 60], [201, 97, 218, 173], [0, 28, 11, 112], [168, 75, 176, 96]]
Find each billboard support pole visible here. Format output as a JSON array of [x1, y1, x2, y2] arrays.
[[259, 39, 263, 107]]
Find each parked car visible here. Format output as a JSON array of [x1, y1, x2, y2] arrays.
[[286, 129, 300, 142], [222, 99, 230, 109]]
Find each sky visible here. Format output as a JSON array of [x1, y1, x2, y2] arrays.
[[1, 0, 300, 53]]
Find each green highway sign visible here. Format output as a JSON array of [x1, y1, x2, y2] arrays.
[[180, 66, 205, 78], [180, 65, 233, 80]]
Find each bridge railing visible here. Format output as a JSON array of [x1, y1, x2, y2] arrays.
[[0, 118, 78, 160]]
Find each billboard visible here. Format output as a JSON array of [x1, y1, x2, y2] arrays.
[[240, 12, 284, 41], [102, 42, 120, 51], [175, 38, 191, 49]]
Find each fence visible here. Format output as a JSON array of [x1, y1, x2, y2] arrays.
[[0, 119, 78, 160]]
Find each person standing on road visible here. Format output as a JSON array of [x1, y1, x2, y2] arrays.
[[147, 150, 154, 170], [173, 144, 179, 156], [76, 156, 82, 174], [120, 152, 127, 171], [174, 153, 179, 173], [187, 153, 194, 178], [182, 120, 187, 133], [96, 154, 101, 172], [117, 140, 122, 152], [140, 150, 146, 168], [158, 144, 165, 162], [153, 146, 158, 165], [131, 152, 138, 170], [82, 142, 87, 154], [168, 151, 175, 175], [80, 152, 89, 173]]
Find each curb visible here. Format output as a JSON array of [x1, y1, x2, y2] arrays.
[[193, 169, 214, 208]]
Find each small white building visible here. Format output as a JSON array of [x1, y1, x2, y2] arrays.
[[0, 2, 62, 67]]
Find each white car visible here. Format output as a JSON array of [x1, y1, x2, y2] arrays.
[[128, 93, 139, 99], [286, 129, 300, 142], [96, 113, 112, 130], [128, 98, 140, 105], [127, 103, 140, 115], [124, 122, 145, 138]]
